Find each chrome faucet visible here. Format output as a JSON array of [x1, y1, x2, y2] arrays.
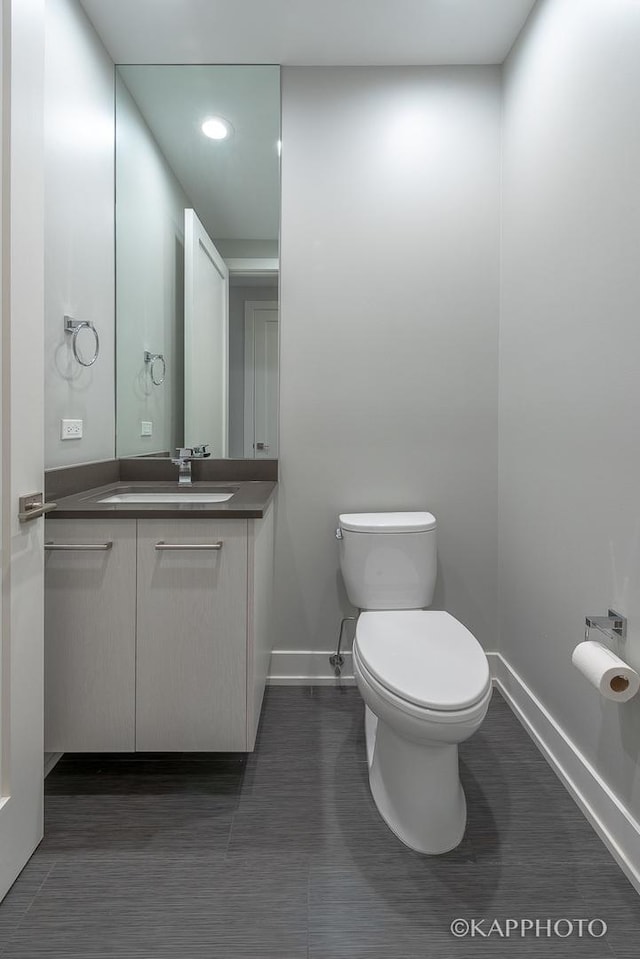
[[171, 448, 192, 485]]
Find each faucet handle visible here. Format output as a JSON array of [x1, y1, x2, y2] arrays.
[[189, 444, 211, 458]]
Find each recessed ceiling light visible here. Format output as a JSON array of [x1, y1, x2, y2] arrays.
[[201, 116, 232, 140]]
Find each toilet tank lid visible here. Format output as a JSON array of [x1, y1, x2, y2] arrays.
[[339, 511, 436, 533]]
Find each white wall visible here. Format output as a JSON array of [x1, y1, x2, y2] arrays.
[[115, 75, 191, 457], [276, 66, 501, 654], [44, 0, 115, 467], [500, 0, 640, 825]]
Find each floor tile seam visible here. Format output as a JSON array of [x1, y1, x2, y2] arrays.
[[233, 797, 377, 810], [462, 755, 550, 764], [45, 803, 241, 810], [0, 863, 55, 957], [604, 935, 623, 959], [50, 760, 248, 766], [44, 804, 241, 811], [307, 894, 498, 909], [45, 787, 245, 794], [236, 783, 378, 800], [306, 884, 611, 903], [470, 865, 617, 875], [25, 855, 243, 866], [237, 773, 370, 788], [106, 761, 250, 767], [44, 797, 241, 806], [242, 763, 370, 773], [241, 751, 368, 759], [224, 807, 238, 862], [571, 881, 619, 959], [305, 854, 311, 959]]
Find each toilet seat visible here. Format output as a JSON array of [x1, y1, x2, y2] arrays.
[[355, 610, 491, 712], [353, 642, 492, 727]]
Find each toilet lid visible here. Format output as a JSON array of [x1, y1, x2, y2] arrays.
[[355, 610, 491, 711], [339, 512, 436, 533]]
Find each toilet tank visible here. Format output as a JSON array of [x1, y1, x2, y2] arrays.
[[337, 512, 437, 610]]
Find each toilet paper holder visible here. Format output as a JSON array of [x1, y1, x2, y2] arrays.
[[585, 609, 627, 642]]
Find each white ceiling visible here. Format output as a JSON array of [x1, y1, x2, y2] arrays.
[[118, 66, 280, 242], [81, 0, 537, 66]]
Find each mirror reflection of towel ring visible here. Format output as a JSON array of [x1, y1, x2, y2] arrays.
[[144, 350, 166, 386], [64, 316, 100, 367]]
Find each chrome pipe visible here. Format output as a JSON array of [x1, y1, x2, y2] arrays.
[[330, 613, 359, 676]]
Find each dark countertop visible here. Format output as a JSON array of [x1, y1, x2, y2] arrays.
[[47, 481, 277, 520]]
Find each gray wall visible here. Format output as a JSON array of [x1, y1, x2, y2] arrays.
[[44, 0, 115, 467], [275, 66, 501, 653], [500, 0, 640, 821]]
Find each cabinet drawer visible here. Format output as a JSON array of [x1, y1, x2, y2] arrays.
[[135, 518, 248, 751], [44, 519, 136, 752]]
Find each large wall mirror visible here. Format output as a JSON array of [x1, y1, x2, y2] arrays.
[[115, 65, 280, 459]]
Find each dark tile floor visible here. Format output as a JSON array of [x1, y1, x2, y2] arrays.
[[0, 686, 639, 958]]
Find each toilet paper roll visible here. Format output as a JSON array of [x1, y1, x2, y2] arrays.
[[572, 641, 640, 702]]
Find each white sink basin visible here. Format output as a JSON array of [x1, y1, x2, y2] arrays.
[[99, 492, 235, 504]]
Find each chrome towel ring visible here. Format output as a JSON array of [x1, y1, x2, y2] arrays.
[[64, 316, 100, 367], [144, 350, 166, 386]]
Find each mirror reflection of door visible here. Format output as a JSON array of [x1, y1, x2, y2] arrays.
[[244, 301, 278, 457], [184, 209, 229, 456]]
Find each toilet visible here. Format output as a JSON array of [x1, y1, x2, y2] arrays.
[[337, 511, 491, 854]]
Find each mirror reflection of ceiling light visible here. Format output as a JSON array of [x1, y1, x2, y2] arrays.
[[201, 116, 232, 140]]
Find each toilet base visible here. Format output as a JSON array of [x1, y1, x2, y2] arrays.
[[365, 705, 467, 855]]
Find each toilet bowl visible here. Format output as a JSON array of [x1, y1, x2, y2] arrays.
[[353, 611, 491, 853], [337, 512, 492, 854]]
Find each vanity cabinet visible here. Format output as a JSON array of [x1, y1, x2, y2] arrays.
[[44, 505, 274, 753], [44, 519, 137, 752], [135, 518, 248, 751]]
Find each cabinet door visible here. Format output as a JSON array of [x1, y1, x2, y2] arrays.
[[136, 519, 248, 751], [44, 519, 137, 752]]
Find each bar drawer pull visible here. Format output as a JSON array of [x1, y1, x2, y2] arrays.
[[155, 541, 223, 551], [45, 542, 113, 551]]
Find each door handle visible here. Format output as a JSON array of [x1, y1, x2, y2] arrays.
[[255, 442, 270, 451], [18, 492, 57, 523]]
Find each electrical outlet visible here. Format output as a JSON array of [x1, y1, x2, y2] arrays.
[[61, 418, 83, 440], [141, 421, 153, 437]]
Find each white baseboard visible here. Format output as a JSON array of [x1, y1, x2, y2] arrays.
[[488, 651, 640, 895], [268, 650, 355, 685], [44, 752, 63, 778]]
